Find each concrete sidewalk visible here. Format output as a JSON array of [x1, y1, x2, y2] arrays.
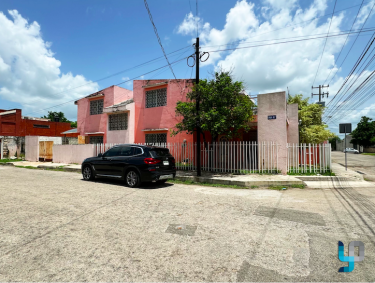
[[1, 160, 374, 189]]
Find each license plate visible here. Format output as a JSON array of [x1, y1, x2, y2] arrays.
[[159, 174, 173, 180], [163, 161, 169, 165]]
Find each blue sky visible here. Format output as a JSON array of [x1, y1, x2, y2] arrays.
[[0, 0, 375, 137]]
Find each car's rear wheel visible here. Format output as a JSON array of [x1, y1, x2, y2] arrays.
[[126, 170, 141, 188], [83, 165, 95, 181]]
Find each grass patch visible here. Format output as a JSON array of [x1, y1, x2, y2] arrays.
[[15, 165, 38, 169], [288, 170, 335, 176], [362, 153, 375, 156], [235, 169, 281, 175], [0, 159, 23, 163], [167, 179, 249, 189], [14, 165, 79, 173], [269, 184, 305, 190], [251, 185, 259, 189]]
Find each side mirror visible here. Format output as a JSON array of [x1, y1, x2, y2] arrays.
[[98, 153, 103, 158]]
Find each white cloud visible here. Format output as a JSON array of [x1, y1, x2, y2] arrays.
[[354, 0, 375, 29], [0, 10, 98, 120], [176, 0, 375, 134], [122, 76, 132, 86]]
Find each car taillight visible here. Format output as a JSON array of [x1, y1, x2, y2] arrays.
[[170, 158, 175, 164], [144, 158, 161, 165]]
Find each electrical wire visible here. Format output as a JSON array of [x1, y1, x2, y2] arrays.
[[312, 0, 337, 86], [144, 0, 180, 87], [323, 0, 366, 85], [24, 56, 190, 117]]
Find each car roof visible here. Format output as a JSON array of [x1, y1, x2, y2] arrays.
[[111, 144, 167, 149]]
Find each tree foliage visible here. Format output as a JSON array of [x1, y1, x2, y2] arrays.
[[287, 94, 335, 143], [42, 111, 77, 128], [171, 71, 255, 142], [350, 116, 375, 147]]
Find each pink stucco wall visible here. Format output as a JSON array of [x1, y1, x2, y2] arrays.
[[106, 102, 135, 144], [257, 91, 288, 174], [133, 79, 195, 143], [76, 85, 133, 143], [53, 144, 95, 164], [287, 103, 299, 144], [25, 136, 39, 162]]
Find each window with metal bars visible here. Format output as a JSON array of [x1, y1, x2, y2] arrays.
[[145, 133, 167, 144], [108, 113, 128, 131], [89, 136, 103, 144], [90, 99, 104, 115], [145, 88, 167, 108]]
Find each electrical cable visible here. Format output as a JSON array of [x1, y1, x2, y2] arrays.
[[312, 0, 337, 86]]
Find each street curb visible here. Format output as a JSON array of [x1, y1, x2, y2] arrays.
[[295, 176, 351, 181], [0, 162, 15, 166], [175, 175, 305, 187]]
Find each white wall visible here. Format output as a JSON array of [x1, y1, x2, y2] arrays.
[[53, 144, 95, 164], [25, 136, 39, 162]]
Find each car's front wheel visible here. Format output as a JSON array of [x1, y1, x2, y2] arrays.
[[83, 165, 95, 181], [125, 170, 141, 188]]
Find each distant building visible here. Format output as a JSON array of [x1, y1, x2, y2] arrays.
[[0, 109, 73, 159]]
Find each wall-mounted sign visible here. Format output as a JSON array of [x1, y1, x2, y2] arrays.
[[268, 115, 277, 120]]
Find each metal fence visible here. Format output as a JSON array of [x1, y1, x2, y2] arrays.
[[287, 143, 331, 173], [94, 141, 281, 173]]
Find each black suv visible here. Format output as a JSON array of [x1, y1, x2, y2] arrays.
[[81, 144, 176, 187]]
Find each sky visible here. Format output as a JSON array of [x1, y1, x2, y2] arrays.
[[0, 0, 375, 138]]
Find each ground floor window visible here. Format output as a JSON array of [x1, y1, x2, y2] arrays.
[[89, 136, 103, 144], [145, 133, 167, 144]]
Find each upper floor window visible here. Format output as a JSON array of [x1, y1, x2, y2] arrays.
[[33, 124, 50, 129], [108, 113, 128, 131], [90, 99, 103, 115], [146, 88, 167, 108]]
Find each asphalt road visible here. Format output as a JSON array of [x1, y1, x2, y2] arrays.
[[1, 166, 375, 281], [332, 151, 375, 176]]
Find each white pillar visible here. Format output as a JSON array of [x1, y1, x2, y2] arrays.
[[0, 137, 3, 159]]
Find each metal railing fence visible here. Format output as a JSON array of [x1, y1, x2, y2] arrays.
[[287, 143, 331, 173], [94, 141, 281, 173]]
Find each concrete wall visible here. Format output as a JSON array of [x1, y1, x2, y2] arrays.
[[364, 147, 375, 153], [0, 137, 3, 159], [336, 135, 354, 151], [53, 144, 95, 164], [25, 136, 39, 162], [257, 91, 288, 174], [287, 103, 299, 144]]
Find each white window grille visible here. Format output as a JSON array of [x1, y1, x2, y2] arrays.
[[90, 99, 104, 115], [90, 136, 103, 144], [146, 88, 167, 108], [108, 113, 128, 131], [145, 133, 167, 144]]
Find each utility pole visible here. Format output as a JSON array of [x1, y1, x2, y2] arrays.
[[311, 85, 329, 102], [195, 37, 201, 177], [187, 38, 209, 177]]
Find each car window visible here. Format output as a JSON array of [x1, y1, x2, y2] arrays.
[[119, 146, 133, 157], [149, 148, 171, 158], [132, 147, 143, 155], [104, 147, 120, 157]]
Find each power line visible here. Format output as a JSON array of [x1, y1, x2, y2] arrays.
[[312, 0, 337, 86], [323, 0, 366, 85], [144, 0, 180, 85], [203, 2, 372, 49], [203, 28, 375, 53], [24, 56, 190, 117]]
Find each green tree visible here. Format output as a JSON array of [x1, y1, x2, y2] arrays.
[[42, 111, 77, 128], [287, 94, 335, 143], [171, 71, 255, 143], [328, 136, 341, 151], [350, 116, 375, 148]]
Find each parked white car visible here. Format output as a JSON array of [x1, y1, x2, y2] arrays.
[[343, 148, 359, 154]]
